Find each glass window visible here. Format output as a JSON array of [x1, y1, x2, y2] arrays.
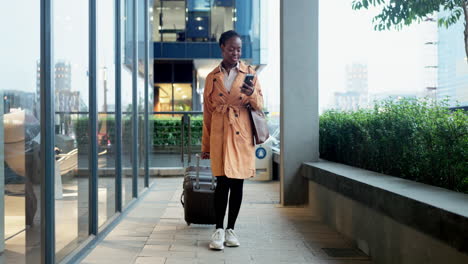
[[154, 83, 174, 112], [122, 0, 135, 207], [97, 0, 117, 227], [1, 2, 42, 263], [152, 0, 235, 42], [173, 84, 193, 111], [210, 1, 234, 41], [53, 0, 90, 261], [154, 0, 186, 42], [138, 0, 147, 194], [154, 83, 192, 112]]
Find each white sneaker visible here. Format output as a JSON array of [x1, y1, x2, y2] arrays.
[[224, 229, 240, 247], [209, 228, 225, 250]]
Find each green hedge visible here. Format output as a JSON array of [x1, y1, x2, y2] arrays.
[[74, 116, 203, 148], [152, 116, 203, 146], [319, 98, 468, 194]]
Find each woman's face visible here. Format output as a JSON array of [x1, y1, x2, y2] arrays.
[[221, 37, 242, 65]]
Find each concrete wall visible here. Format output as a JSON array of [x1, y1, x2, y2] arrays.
[[308, 181, 468, 264], [280, 0, 319, 206]]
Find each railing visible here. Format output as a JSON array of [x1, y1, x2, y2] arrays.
[[151, 111, 203, 164], [54, 111, 204, 166], [54, 110, 268, 166]]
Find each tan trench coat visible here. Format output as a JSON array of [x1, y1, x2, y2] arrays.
[[201, 61, 263, 179]]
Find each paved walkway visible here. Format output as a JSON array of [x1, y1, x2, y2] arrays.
[[81, 178, 372, 264]]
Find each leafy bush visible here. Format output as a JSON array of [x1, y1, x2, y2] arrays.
[[74, 115, 203, 148], [320, 98, 468, 194]]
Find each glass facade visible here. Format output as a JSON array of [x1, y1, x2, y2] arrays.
[[150, 0, 263, 171], [1, 1, 42, 263], [437, 11, 468, 107], [53, 0, 90, 260], [152, 0, 261, 63], [97, 0, 117, 227], [153, 0, 235, 42], [0, 0, 153, 263], [122, 0, 136, 207]]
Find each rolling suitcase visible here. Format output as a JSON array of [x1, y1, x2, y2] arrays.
[[181, 154, 217, 225]]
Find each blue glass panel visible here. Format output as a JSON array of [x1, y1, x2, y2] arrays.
[[189, 43, 212, 58], [186, 12, 210, 39], [162, 42, 186, 58], [187, 0, 211, 11]]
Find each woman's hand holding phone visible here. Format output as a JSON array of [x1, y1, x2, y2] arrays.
[[241, 74, 255, 96]]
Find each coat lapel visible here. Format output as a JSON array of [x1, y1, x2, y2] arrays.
[[212, 61, 250, 99], [213, 69, 228, 94], [228, 61, 249, 101]]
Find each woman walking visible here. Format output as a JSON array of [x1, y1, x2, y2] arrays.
[[201, 30, 264, 250]]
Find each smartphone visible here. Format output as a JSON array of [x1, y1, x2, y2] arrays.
[[244, 74, 255, 85]]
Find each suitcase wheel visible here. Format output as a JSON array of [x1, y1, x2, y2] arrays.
[[186, 222, 191, 226]]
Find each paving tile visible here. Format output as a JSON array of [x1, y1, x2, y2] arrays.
[[164, 257, 197, 264], [140, 250, 196, 258], [80, 178, 371, 264], [134, 256, 166, 264], [170, 244, 199, 252], [140, 244, 171, 253]]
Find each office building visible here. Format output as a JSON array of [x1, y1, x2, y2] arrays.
[[152, 0, 264, 112], [334, 63, 368, 111], [438, 12, 468, 106]]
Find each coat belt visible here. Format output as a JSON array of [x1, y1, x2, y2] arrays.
[[215, 104, 242, 125]]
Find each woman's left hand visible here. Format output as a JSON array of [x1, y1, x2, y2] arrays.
[[241, 82, 254, 96]]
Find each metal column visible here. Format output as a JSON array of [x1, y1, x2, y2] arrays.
[[40, 0, 55, 262], [115, 0, 123, 212], [132, 0, 139, 198], [144, 0, 150, 187], [88, 0, 99, 235]]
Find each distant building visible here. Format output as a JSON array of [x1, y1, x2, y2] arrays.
[[3, 90, 35, 114], [334, 63, 368, 111], [438, 12, 468, 106], [54, 61, 81, 113], [368, 92, 419, 106], [35, 61, 83, 114], [422, 17, 438, 100]]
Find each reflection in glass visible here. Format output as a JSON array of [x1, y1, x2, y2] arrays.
[[122, 0, 135, 207], [97, 0, 117, 227], [54, 0, 90, 261], [210, 3, 234, 41], [154, 0, 186, 42], [138, 0, 147, 194], [2, 1, 42, 263]]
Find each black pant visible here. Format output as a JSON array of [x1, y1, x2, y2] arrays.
[[214, 176, 244, 230]]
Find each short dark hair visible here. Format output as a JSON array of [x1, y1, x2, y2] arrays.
[[219, 30, 240, 47]]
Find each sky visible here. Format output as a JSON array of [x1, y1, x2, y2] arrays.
[[259, 0, 437, 113], [319, 0, 437, 111]]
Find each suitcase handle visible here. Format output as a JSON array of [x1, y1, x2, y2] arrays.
[[195, 154, 216, 190]]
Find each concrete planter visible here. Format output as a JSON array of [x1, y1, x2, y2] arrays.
[[302, 161, 468, 264]]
